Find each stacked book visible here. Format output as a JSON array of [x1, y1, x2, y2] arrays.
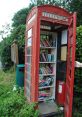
[[40, 52, 55, 62], [40, 38, 51, 47], [39, 66, 53, 74], [40, 34, 56, 47], [39, 76, 54, 87], [38, 91, 50, 101], [38, 90, 51, 102]]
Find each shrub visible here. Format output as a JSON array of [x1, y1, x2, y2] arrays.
[[73, 26, 82, 116], [0, 89, 39, 117], [1, 44, 13, 71]]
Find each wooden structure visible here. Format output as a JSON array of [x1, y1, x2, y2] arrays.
[[11, 40, 19, 65]]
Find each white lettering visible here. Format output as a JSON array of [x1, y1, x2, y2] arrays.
[[42, 12, 68, 22]]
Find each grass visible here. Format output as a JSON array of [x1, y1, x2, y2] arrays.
[[0, 68, 16, 104], [0, 68, 39, 117], [0, 68, 15, 88]]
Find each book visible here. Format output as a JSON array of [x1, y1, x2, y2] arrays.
[[45, 39, 51, 47], [51, 54, 54, 62], [48, 54, 51, 62], [42, 53, 47, 62], [39, 65, 53, 74]]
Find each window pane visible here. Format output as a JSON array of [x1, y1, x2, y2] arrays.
[[27, 64, 31, 73], [61, 30, 67, 45], [27, 47, 31, 55], [27, 38, 32, 46], [27, 73, 31, 81], [26, 80, 30, 90], [28, 28, 32, 38], [27, 56, 31, 63], [61, 46, 67, 61], [26, 88, 30, 99]]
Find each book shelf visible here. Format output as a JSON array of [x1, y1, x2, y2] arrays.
[[39, 74, 55, 76], [38, 31, 57, 102], [40, 47, 56, 49]]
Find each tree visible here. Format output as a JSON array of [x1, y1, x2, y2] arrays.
[[68, 0, 82, 26], [11, 25, 26, 64], [12, 8, 29, 27], [73, 26, 82, 116], [0, 24, 11, 40], [0, 35, 13, 71], [30, 0, 61, 6], [0, 7, 29, 70]]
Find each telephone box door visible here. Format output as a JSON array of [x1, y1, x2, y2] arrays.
[[64, 13, 76, 117]]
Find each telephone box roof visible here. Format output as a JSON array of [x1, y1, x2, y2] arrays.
[[27, 5, 72, 21]]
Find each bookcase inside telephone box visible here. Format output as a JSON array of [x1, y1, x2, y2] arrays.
[[25, 5, 76, 116]]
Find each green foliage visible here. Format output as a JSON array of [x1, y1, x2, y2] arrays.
[[73, 26, 82, 116], [1, 44, 13, 70], [0, 6, 33, 68], [76, 26, 82, 55], [0, 70, 39, 117], [11, 25, 25, 45], [0, 11, 27, 70], [0, 36, 14, 71], [12, 4, 35, 28], [12, 8, 29, 27], [69, 0, 82, 26], [0, 89, 39, 117], [11, 25, 25, 64], [11, 8, 29, 64], [30, 0, 62, 6], [19, 103, 39, 117]]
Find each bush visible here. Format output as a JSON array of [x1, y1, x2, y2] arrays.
[[1, 44, 13, 71], [73, 26, 82, 116], [0, 70, 39, 117], [0, 89, 39, 117]]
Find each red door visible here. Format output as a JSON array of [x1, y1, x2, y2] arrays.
[[64, 13, 76, 117]]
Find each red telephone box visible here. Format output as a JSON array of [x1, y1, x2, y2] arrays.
[[25, 5, 76, 117]]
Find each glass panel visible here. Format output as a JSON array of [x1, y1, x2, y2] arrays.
[[26, 88, 30, 99], [27, 38, 32, 46], [27, 47, 31, 55], [27, 64, 31, 73], [26, 80, 30, 90], [27, 73, 31, 80], [61, 30, 67, 45], [61, 46, 67, 61], [28, 28, 32, 38], [27, 56, 31, 63]]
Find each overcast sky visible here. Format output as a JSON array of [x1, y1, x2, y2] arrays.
[[0, 0, 30, 41]]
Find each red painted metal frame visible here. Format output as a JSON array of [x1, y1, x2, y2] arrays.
[[64, 13, 76, 117], [24, 7, 38, 102], [25, 5, 76, 117]]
